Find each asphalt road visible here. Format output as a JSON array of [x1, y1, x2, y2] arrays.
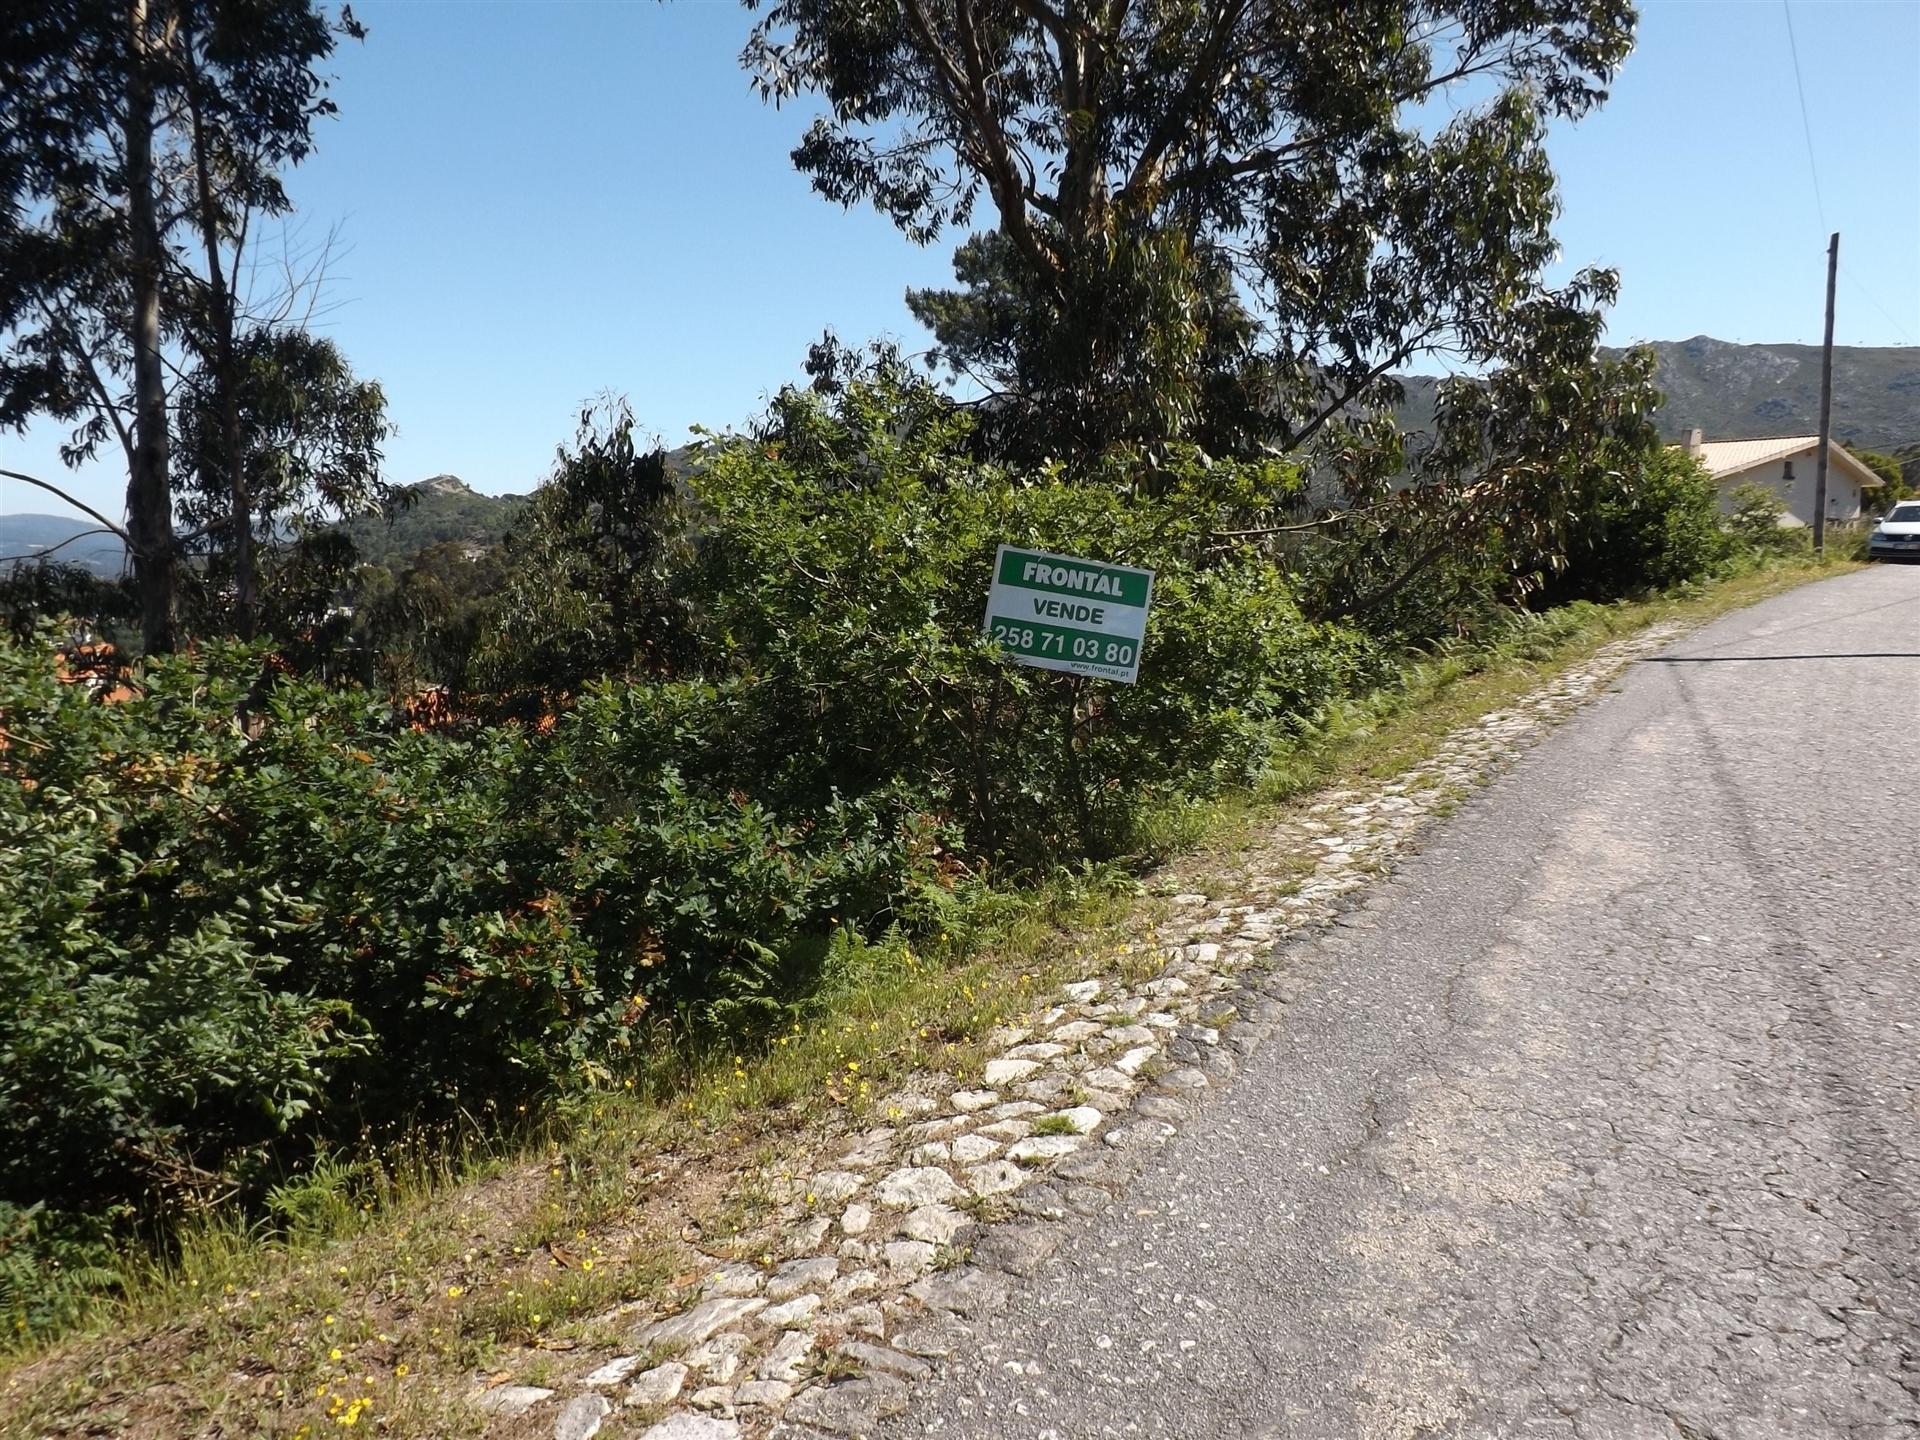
[[882, 567, 1920, 1440]]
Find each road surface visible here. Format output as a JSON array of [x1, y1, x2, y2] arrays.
[[880, 566, 1920, 1440]]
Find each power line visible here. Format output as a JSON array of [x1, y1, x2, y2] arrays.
[[1841, 264, 1916, 346], [1780, 0, 1827, 229], [1779, 1, 1916, 346]]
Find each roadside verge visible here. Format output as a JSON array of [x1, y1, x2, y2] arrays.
[[0, 559, 1853, 1440]]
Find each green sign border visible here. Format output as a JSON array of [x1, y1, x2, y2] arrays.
[[993, 547, 1152, 608]]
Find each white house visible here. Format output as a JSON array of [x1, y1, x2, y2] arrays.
[[1678, 430, 1884, 526]]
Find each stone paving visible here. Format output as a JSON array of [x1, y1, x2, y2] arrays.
[[477, 622, 1687, 1440]]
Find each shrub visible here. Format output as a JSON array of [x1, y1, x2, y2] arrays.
[[0, 639, 360, 1218], [1293, 516, 1515, 649], [0, 628, 937, 1234], [1539, 445, 1731, 604], [0, 1202, 121, 1342], [1725, 481, 1803, 553], [687, 367, 1386, 867]]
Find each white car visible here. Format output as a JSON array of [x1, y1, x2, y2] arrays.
[[1869, 500, 1920, 561]]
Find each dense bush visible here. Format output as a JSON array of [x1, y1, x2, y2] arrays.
[[1537, 445, 1731, 604], [686, 367, 1387, 866], [1725, 481, 1802, 553], [0, 366, 1398, 1241], [1292, 515, 1516, 649], [0, 632, 934, 1229]]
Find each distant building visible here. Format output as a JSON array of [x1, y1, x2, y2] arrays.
[[1677, 430, 1884, 526]]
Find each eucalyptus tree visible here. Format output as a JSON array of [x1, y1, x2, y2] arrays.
[[171, 0, 365, 638], [743, 0, 1641, 467], [1, 0, 175, 649], [173, 327, 391, 648], [0, 0, 363, 652]]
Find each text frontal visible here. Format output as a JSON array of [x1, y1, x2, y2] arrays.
[[982, 544, 1155, 683]]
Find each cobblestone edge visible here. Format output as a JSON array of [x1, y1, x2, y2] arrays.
[[479, 622, 1689, 1440]]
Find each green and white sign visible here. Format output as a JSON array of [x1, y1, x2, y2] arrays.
[[981, 544, 1155, 684]]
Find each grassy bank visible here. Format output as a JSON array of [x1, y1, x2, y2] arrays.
[[0, 554, 1854, 1439]]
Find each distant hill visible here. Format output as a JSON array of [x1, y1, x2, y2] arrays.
[[342, 474, 527, 570], [1622, 336, 1920, 450], [1391, 337, 1918, 454], [0, 514, 129, 577], [2, 475, 528, 580]]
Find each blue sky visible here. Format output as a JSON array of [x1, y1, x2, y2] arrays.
[[4, 0, 1916, 523]]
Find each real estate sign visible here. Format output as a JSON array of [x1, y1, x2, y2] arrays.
[[981, 544, 1155, 684]]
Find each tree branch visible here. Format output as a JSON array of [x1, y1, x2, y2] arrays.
[[0, 526, 123, 565], [1118, 0, 1248, 209], [1210, 509, 1364, 539], [1285, 326, 1439, 451], [928, 0, 1062, 283], [1, 471, 135, 548], [1162, 38, 1522, 196], [41, 300, 137, 461]]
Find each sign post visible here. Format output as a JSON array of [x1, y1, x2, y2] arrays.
[[981, 544, 1155, 684]]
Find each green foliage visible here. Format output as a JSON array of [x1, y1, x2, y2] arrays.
[[343, 480, 527, 571], [1296, 327, 1667, 639], [1894, 443, 1920, 493], [906, 227, 1262, 464], [177, 328, 394, 546], [688, 358, 1386, 866], [0, 0, 358, 653], [1846, 444, 1911, 507], [352, 539, 507, 694], [1726, 482, 1801, 553], [0, 1202, 122, 1343], [748, 0, 1637, 466], [0, 562, 138, 646], [465, 400, 698, 707], [0, 639, 365, 1218], [1536, 445, 1732, 604], [0, 625, 932, 1244]]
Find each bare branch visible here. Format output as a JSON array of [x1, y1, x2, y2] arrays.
[[0, 526, 123, 565], [1, 471, 136, 548]]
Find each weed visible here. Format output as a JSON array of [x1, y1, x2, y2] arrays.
[[1116, 948, 1163, 987], [957, 1194, 1011, 1225], [807, 1349, 863, 1384]]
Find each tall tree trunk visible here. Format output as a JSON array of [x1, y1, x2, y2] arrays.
[[185, 71, 254, 639], [124, 0, 176, 654]]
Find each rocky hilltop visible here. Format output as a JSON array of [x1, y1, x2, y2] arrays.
[[1626, 336, 1919, 449], [1394, 337, 1918, 453]]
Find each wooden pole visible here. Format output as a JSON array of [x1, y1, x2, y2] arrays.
[[1813, 231, 1838, 553]]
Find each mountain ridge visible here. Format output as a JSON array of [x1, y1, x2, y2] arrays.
[[1618, 336, 1918, 450], [1391, 336, 1917, 457], [8, 337, 1915, 576]]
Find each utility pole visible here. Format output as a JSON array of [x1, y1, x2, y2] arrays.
[[1813, 231, 1838, 554]]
